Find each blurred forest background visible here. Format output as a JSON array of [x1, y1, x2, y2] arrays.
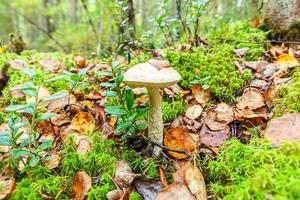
[[0, 0, 260, 56]]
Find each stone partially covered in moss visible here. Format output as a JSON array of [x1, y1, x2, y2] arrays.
[[273, 67, 300, 116], [205, 139, 300, 200], [166, 22, 266, 101]]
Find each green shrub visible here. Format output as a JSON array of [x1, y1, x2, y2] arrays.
[[206, 139, 300, 200], [162, 100, 186, 122]]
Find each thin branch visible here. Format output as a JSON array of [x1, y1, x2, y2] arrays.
[[217, 38, 300, 45], [3, 1, 67, 52]]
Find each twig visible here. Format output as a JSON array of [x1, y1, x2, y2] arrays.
[[141, 135, 188, 155]]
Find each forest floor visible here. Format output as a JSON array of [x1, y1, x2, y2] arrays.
[[0, 22, 299, 200]]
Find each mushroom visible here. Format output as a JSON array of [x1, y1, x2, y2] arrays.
[[123, 59, 181, 156]]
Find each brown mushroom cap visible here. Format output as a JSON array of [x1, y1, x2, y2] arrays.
[[123, 62, 181, 88]]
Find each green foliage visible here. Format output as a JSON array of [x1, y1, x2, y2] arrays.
[[129, 192, 141, 200], [96, 61, 149, 140], [273, 67, 300, 116], [162, 100, 186, 122], [206, 139, 300, 200], [166, 22, 265, 101]]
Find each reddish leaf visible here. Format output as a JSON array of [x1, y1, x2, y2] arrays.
[[72, 171, 92, 200]]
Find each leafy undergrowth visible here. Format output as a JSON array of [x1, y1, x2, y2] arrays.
[[5, 134, 158, 199], [203, 139, 300, 200], [166, 22, 266, 101]]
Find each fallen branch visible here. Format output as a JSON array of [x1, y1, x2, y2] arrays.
[[217, 38, 300, 45]]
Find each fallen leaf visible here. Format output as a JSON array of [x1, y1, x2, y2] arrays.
[[6, 60, 27, 70], [98, 122, 115, 139], [36, 120, 56, 136], [156, 184, 196, 200], [0, 168, 15, 200], [263, 113, 300, 146], [133, 176, 163, 200], [159, 167, 169, 188], [45, 151, 61, 169], [234, 107, 267, 123], [185, 164, 207, 200], [39, 58, 61, 72], [9, 84, 25, 98], [244, 61, 268, 73], [73, 56, 86, 68], [234, 47, 249, 58], [71, 112, 95, 134], [148, 59, 170, 70], [236, 88, 265, 110], [47, 94, 76, 111], [76, 136, 92, 155], [275, 54, 299, 68], [192, 85, 211, 105], [215, 103, 234, 124], [203, 111, 228, 131], [269, 45, 284, 58], [185, 105, 203, 120], [107, 189, 124, 200], [115, 161, 138, 188], [164, 127, 196, 159], [72, 171, 92, 200], [51, 111, 71, 126], [199, 124, 230, 152], [84, 90, 102, 100], [249, 16, 260, 28]]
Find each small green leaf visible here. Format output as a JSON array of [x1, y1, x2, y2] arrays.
[[23, 69, 35, 77], [124, 89, 134, 109], [79, 68, 88, 76], [137, 123, 148, 129], [10, 148, 33, 158], [105, 106, 128, 116], [95, 71, 113, 77], [6, 104, 30, 112], [40, 91, 68, 102], [45, 75, 68, 83], [0, 134, 13, 146], [100, 82, 116, 87], [36, 139, 53, 152], [112, 61, 120, 68], [103, 91, 117, 97], [36, 113, 56, 121], [29, 155, 40, 166], [202, 84, 210, 90], [21, 87, 37, 96]]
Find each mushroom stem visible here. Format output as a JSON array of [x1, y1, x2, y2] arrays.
[[147, 87, 163, 156]]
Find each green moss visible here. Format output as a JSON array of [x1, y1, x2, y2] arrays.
[[162, 100, 186, 122], [273, 67, 300, 116], [205, 139, 300, 200], [129, 192, 141, 200], [166, 22, 265, 101]]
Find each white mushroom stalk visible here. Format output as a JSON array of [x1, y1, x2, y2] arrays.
[[123, 60, 181, 156]]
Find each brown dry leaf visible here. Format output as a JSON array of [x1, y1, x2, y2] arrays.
[[263, 113, 300, 146], [39, 58, 61, 72], [234, 47, 249, 58], [99, 122, 115, 139], [48, 94, 76, 111], [71, 112, 95, 134], [269, 45, 284, 58], [234, 107, 267, 122], [84, 90, 102, 100], [203, 111, 228, 131], [133, 176, 163, 200], [51, 111, 71, 126], [107, 189, 124, 200], [115, 161, 138, 188], [185, 164, 207, 200], [275, 54, 299, 68], [215, 103, 234, 124], [177, 44, 194, 52], [73, 56, 86, 68], [9, 84, 25, 98], [26, 86, 50, 106], [192, 85, 211, 105], [45, 152, 61, 170], [249, 16, 260, 28], [36, 120, 55, 136], [148, 59, 170, 70], [75, 136, 92, 155], [72, 171, 92, 200], [0, 168, 15, 200], [164, 127, 196, 159], [185, 105, 203, 120], [199, 124, 230, 152], [156, 184, 196, 200], [6, 60, 27, 70], [159, 167, 169, 188], [244, 61, 268, 73], [236, 88, 265, 110]]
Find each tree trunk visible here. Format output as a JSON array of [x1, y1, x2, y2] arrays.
[[127, 0, 135, 38], [264, 0, 300, 33], [43, 0, 55, 34]]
